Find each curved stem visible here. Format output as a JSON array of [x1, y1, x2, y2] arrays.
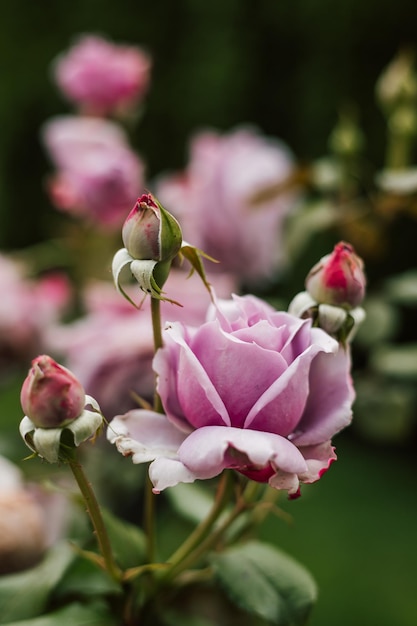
[[66, 452, 122, 583]]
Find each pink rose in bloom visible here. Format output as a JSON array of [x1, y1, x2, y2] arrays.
[[20, 355, 86, 428], [108, 295, 355, 496], [305, 241, 366, 308], [52, 34, 152, 116], [155, 127, 297, 285], [42, 116, 144, 229], [0, 254, 70, 370], [46, 270, 237, 418]]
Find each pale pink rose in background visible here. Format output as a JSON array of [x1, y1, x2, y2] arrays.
[[46, 270, 236, 418], [0, 254, 70, 371], [42, 116, 145, 229], [0, 454, 67, 574], [155, 127, 298, 285], [52, 34, 152, 116], [108, 294, 355, 496]]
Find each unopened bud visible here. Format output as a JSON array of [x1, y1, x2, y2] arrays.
[[20, 355, 85, 428], [305, 242, 366, 309], [122, 193, 182, 262]]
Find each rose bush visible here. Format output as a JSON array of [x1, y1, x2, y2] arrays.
[[108, 294, 354, 496]]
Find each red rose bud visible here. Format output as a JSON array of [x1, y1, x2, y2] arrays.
[[20, 355, 86, 428], [305, 242, 366, 309], [122, 193, 182, 262]]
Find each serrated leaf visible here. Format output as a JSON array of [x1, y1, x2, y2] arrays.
[[1, 601, 119, 626], [210, 541, 317, 626], [0, 542, 74, 624]]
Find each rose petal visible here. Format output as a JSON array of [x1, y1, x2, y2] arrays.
[[107, 409, 187, 463], [149, 458, 197, 493], [290, 346, 354, 446], [177, 425, 308, 480], [158, 323, 231, 428], [188, 321, 288, 427], [298, 441, 337, 483], [244, 341, 334, 436]]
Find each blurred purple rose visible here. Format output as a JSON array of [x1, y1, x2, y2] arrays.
[[155, 127, 298, 285], [46, 270, 236, 418], [0, 455, 67, 574], [42, 116, 145, 229], [0, 254, 70, 372], [52, 34, 152, 116], [108, 294, 354, 496]]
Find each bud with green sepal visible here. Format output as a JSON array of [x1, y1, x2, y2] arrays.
[[288, 241, 366, 343], [113, 192, 216, 307], [19, 355, 103, 463]]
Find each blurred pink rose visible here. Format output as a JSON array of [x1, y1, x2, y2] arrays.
[[0, 455, 67, 574], [0, 254, 70, 371], [42, 116, 145, 229], [108, 294, 354, 496], [52, 34, 151, 116], [155, 127, 297, 285], [46, 270, 236, 418]]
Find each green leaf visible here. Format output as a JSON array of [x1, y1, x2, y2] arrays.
[[210, 541, 318, 626], [166, 482, 217, 525], [0, 542, 74, 624], [179, 243, 217, 297], [53, 556, 122, 601], [100, 508, 146, 570], [1, 601, 119, 626]]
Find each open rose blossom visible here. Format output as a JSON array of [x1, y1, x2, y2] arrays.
[[108, 294, 355, 496], [52, 34, 152, 116]]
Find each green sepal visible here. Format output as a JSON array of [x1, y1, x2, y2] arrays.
[[178, 242, 218, 299]]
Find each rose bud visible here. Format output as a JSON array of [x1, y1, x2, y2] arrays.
[[122, 193, 182, 262], [305, 241, 366, 309], [20, 355, 86, 428]]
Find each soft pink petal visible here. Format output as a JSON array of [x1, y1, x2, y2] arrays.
[[244, 342, 332, 436], [107, 410, 187, 463], [177, 426, 308, 480], [158, 322, 230, 428], [297, 441, 337, 483], [189, 321, 288, 428], [149, 458, 198, 493], [290, 346, 354, 446]]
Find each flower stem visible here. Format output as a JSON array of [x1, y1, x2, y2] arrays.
[[150, 297, 163, 414], [66, 451, 122, 583], [144, 296, 165, 564], [160, 473, 233, 583]]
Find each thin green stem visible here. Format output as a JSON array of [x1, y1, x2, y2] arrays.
[[144, 296, 165, 564], [66, 452, 122, 583], [150, 297, 163, 414], [160, 473, 233, 582]]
